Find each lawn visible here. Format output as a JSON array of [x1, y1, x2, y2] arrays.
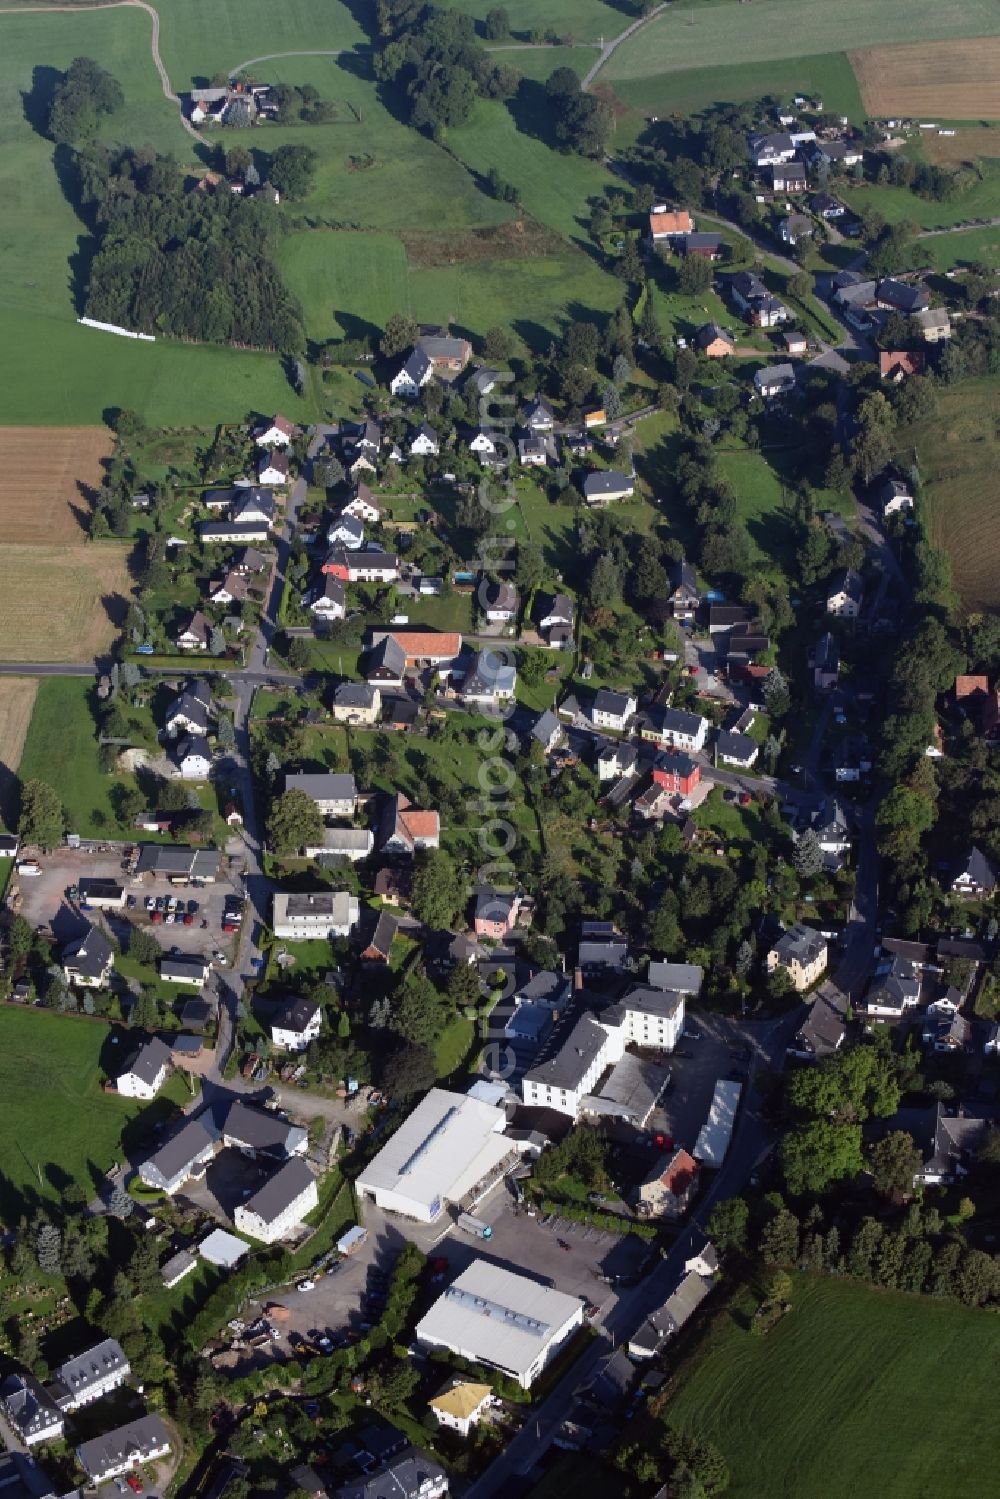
[[155, 0, 367, 91], [0, 12, 328, 426], [666, 1274, 1000, 1499], [839, 161, 1000, 230], [603, 0, 1000, 82], [0, 1007, 189, 1219], [498, 45, 599, 83], [904, 377, 1000, 613], [920, 225, 1000, 271], [454, 0, 623, 43], [18, 678, 133, 837], [434, 1014, 475, 1078], [609, 51, 864, 125]]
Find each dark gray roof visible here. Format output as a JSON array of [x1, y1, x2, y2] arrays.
[[877, 277, 929, 313], [367, 635, 407, 678], [583, 469, 633, 498], [650, 705, 704, 737], [271, 995, 321, 1034], [242, 1157, 315, 1224], [142, 1116, 218, 1189], [669, 559, 699, 597], [829, 568, 863, 603], [475, 888, 519, 922], [224, 1100, 303, 1154], [285, 772, 357, 802], [524, 1013, 609, 1092], [717, 730, 757, 762], [120, 1037, 172, 1087], [365, 910, 399, 957], [792, 988, 846, 1057], [335, 1445, 447, 1499], [136, 844, 221, 879], [76, 1414, 170, 1480], [647, 960, 703, 994], [63, 923, 114, 980], [0, 1376, 62, 1441], [694, 321, 733, 350], [160, 953, 210, 981], [954, 846, 997, 891], [621, 984, 685, 1021], [334, 681, 379, 709], [398, 348, 432, 385], [774, 923, 826, 965], [531, 709, 562, 746], [55, 1339, 129, 1404], [593, 687, 634, 718]]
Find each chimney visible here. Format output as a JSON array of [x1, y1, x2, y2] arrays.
[[574, 966, 583, 992]]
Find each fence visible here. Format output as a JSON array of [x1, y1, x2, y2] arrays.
[[78, 316, 155, 343]]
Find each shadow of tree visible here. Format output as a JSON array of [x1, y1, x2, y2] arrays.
[[21, 64, 61, 138]]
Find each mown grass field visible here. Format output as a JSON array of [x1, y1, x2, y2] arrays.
[[603, 0, 1000, 82], [906, 378, 1000, 614], [156, 0, 367, 91], [666, 1274, 1000, 1499], [921, 225, 1000, 270], [0, 1007, 188, 1219], [0, 8, 325, 425], [454, 0, 623, 43], [19, 677, 124, 832], [839, 160, 1000, 228], [609, 51, 864, 126]]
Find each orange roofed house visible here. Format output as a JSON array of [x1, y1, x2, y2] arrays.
[[369, 630, 462, 667], [879, 350, 926, 383], [648, 206, 694, 242], [379, 793, 440, 856], [638, 1148, 700, 1220]]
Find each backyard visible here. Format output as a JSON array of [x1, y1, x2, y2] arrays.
[[0, 1007, 188, 1219]]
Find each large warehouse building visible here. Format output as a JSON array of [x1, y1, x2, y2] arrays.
[[355, 1087, 516, 1222], [416, 1260, 583, 1388]]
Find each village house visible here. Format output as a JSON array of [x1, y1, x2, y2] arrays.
[[140, 1116, 218, 1194], [811, 631, 840, 690], [374, 866, 412, 907], [62, 923, 115, 989], [257, 448, 289, 487], [530, 708, 564, 755], [76, 1416, 171, 1486], [682, 232, 723, 260], [880, 1104, 988, 1188], [523, 396, 555, 431], [362, 910, 399, 964], [340, 485, 382, 526], [768, 161, 807, 192], [708, 604, 751, 635], [747, 131, 798, 166], [160, 953, 211, 986], [951, 846, 997, 898], [331, 681, 381, 724], [876, 278, 930, 315], [715, 730, 758, 768], [115, 1037, 172, 1100], [175, 735, 213, 780], [474, 889, 522, 939], [0, 1376, 64, 1446], [428, 1379, 494, 1439], [327, 512, 365, 550], [255, 414, 296, 448], [270, 996, 322, 1052], [272, 891, 361, 940], [592, 688, 637, 733], [518, 435, 548, 467], [469, 428, 499, 462], [668, 558, 701, 619], [648, 206, 694, 241], [651, 752, 701, 797], [597, 740, 639, 782], [810, 191, 846, 219], [694, 322, 735, 358], [390, 348, 433, 399], [460, 647, 517, 705], [410, 423, 440, 458], [379, 793, 440, 855], [783, 328, 808, 354], [284, 771, 357, 819], [582, 470, 636, 506], [876, 475, 914, 518], [234, 1158, 319, 1245], [50, 1338, 130, 1411], [369, 629, 462, 669], [537, 591, 575, 649], [862, 950, 921, 1021], [826, 568, 863, 617], [754, 363, 796, 399], [302, 827, 374, 863], [310, 574, 346, 621], [481, 580, 518, 623], [638, 1147, 699, 1220], [164, 680, 213, 738], [365, 634, 407, 686], [640, 705, 708, 753], [767, 924, 828, 991], [914, 307, 951, 343], [176, 610, 212, 651], [879, 350, 927, 382]]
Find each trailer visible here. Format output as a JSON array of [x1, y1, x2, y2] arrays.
[[456, 1212, 493, 1240], [336, 1225, 368, 1257]]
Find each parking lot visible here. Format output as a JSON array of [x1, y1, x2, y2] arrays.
[[13, 847, 246, 965]]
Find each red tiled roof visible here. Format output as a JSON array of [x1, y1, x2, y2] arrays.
[[956, 674, 989, 700], [649, 209, 693, 235], [879, 351, 926, 379], [390, 631, 462, 661], [661, 1148, 699, 1195]]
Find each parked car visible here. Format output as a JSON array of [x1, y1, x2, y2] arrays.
[[126, 1478, 142, 1494]]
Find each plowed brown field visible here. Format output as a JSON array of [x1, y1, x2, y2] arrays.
[[851, 38, 1000, 120]]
